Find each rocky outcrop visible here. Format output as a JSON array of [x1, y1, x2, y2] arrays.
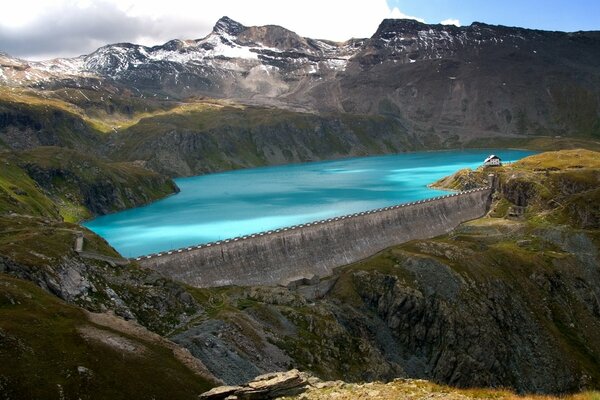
[[200, 370, 312, 399], [17, 147, 178, 216], [110, 109, 416, 176], [0, 247, 203, 335], [0, 100, 103, 152], [0, 274, 218, 398], [167, 219, 600, 394], [244, 377, 586, 400], [3, 16, 600, 161]]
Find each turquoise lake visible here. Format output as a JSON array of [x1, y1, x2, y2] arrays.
[[83, 149, 536, 257]]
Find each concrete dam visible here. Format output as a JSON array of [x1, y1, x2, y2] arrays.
[[137, 187, 493, 288]]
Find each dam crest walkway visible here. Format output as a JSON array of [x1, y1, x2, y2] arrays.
[[137, 187, 492, 288]]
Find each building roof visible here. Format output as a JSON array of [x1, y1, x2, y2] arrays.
[[484, 154, 501, 163]]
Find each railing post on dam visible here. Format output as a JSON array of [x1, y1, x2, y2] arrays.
[[136, 187, 493, 288]]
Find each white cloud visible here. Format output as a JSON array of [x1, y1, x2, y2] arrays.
[[0, 0, 427, 59], [388, 7, 426, 23], [440, 18, 461, 27]]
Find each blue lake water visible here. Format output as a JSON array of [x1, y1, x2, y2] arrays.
[[83, 149, 536, 257]]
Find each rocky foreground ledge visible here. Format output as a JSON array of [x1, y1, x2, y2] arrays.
[[199, 369, 314, 399], [200, 370, 600, 400]]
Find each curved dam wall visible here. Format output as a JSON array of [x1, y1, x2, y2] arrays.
[[137, 188, 492, 288]]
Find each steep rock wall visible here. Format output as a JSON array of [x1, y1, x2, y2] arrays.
[[138, 188, 492, 287]]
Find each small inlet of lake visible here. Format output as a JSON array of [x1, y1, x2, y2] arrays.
[[83, 149, 536, 257]]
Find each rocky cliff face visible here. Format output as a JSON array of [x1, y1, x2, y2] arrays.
[[19, 148, 178, 216], [163, 218, 600, 393], [108, 107, 416, 176], [5, 147, 179, 222], [0, 147, 178, 222], [337, 20, 600, 140], [0, 97, 102, 151]]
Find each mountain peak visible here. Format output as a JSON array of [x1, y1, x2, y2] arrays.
[[373, 18, 429, 37], [213, 16, 246, 36]]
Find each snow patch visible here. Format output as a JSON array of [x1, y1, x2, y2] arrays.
[[324, 59, 347, 71], [198, 32, 259, 60], [34, 56, 87, 75]]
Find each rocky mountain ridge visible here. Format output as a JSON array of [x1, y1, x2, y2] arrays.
[[0, 16, 359, 101], [1, 16, 598, 142], [2, 17, 597, 87]]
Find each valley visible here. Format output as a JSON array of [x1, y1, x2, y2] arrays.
[[2, 145, 599, 396]]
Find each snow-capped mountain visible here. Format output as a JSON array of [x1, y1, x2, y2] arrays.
[[0, 17, 358, 99], [1, 16, 599, 137]]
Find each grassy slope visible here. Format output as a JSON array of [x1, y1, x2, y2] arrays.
[[0, 159, 59, 219], [0, 86, 189, 134], [0, 273, 214, 399], [110, 104, 415, 175], [337, 218, 600, 377], [0, 147, 177, 222], [283, 379, 600, 400], [2, 86, 599, 176], [0, 86, 244, 135], [0, 215, 119, 267], [0, 91, 101, 152], [432, 149, 600, 228]]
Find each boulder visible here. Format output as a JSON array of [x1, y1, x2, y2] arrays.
[[199, 385, 243, 399], [199, 370, 310, 399]]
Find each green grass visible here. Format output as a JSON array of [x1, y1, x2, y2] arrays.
[[0, 95, 102, 151], [0, 159, 59, 218], [465, 136, 600, 152], [0, 215, 119, 267], [514, 149, 600, 170], [284, 379, 600, 399], [0, 147, 177, 222], [110, 105, 414, 175], [0, 86, 221, 134], [429, 150, 600, 229], [0, 273, 214, 399]]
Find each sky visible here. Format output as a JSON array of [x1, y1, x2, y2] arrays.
[[0, 0, 597, 60]]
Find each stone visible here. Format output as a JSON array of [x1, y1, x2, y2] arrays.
[[76, 366, 92, 375], [199, 385, 242, 399], [313, 381, 342, 389], [247, 369, 303, 389], [200, 370, 310, 400]]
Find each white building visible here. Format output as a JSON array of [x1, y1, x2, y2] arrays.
[[483, 154, 502, 166]]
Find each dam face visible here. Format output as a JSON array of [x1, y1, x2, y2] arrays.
[[137, 188, 492, 288]]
